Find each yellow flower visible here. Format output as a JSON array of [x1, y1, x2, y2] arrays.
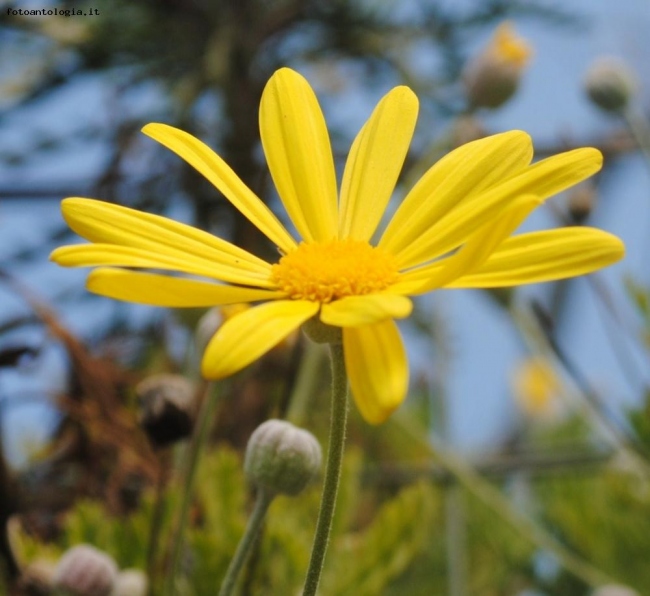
[[50, 68, 624, 424]]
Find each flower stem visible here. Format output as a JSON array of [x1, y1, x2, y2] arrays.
[[303, 342, 348, 596], [163, 381, 218, 596], [219, 490, 273, 596]]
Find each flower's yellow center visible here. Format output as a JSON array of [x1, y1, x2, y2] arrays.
[[271, 239, 399, 303]]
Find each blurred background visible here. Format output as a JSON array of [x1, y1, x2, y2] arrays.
[[1, 0, 650, 594]]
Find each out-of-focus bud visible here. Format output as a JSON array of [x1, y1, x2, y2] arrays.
[[567, 182, 597, 224], [244, 419, 322, 496], [52, 545, 118, 596], [591, 585, 641, 596], [511, 357, 561, 419], [450, 115, 487, 148], [463, 22, 532, 109], [110, 569, 148, 596], [136, 374, 197, 447], [195, 304, 249, 355], [584, 57, 637, 113], [19, 559, 57, 595], [195, 307, 223, 355]]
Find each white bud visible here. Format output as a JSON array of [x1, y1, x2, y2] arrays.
[[53, 545, 118, 596], [244, 420, 322, 496], [591, 585, 640, 596], [110, 569, 148, 596], [584, 57, 637, 113]]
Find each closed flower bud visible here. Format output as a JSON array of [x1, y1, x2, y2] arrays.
[[136, 374, 197, 447], [463, 22, 532, 109], [52, 544, 118, 596], [111, 569, 148, 596], [592, 586, 640, 596], [19, 559, 57, 594], [567, 182, 597, 224], [584, 57, 637, 113], [511, 357, 561, 419], [244, 419, 322, 496], [195, 307, 225, 355]]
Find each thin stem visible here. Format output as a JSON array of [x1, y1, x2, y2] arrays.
[[287, 341, 327, 427], [162, 381, 218, 596], [623, 106, 650, 170], [145, 461, 168, 593], [428, 434, 615, 588], [393, 418, 616, 588], [302, 342, 349, 596], [219, 491, 273, 596]]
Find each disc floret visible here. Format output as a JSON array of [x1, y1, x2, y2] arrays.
[[271, 239, 400, 303]]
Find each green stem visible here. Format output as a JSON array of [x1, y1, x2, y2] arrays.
[[145, 463, 167, 593], [163, 381, 218, 596], [219, 491, 273, 596], [623, 106, 650, 170], [393, 417, 616, 587], [302, 342, 349, 596], [287, 342, 327, 427], [428, 434, 614, 588]]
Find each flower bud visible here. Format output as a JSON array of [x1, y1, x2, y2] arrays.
[[511, 357, 561, 419], [584, 57, 637, 113], [450, 115, 487, 148], [111, 569, 148, 596], [462, 22, 532, 108], [195, 307, 224, 355], [244, 419, 322, 496], [567, 182, 597, 224], [52, 544, 118, 596], [463, 22, 532, 109], [136, 374, 197, 447], [591, 585, 640, 596], [18, 559, 57, 594]]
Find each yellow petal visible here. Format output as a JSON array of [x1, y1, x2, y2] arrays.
[[391, 147, 603, 269], [86, 268, 285, 306], [51, 244, 274, 288], [394, 195, 541, 295], [259, 68, 338, 242], [343, 319, 408, 424], [201, 300, 319, 379], [56, 197, 273, 281], [320, 294, 413, 327], [447, 227, 625, 288], [142, 123, 296, 253], [380, 130, 533, 254], [338, 86, 418, 241]]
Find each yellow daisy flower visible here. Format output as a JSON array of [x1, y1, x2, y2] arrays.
[[50, 67, 624, 424]]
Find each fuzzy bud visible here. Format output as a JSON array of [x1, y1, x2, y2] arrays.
[[463, 22, 532, 109], [110, 569, 148, 596], [52, 545, 118, 596], [584, 57, 637, 113], [591, 586, 640, 596], [244, 420, 322, 496], [567, 183, 597, 224], [511, 357, 561, 419], [136, 374, 197, 447], [18, 559, 57, 594]]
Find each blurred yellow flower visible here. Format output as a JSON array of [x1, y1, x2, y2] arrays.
[[512, 358, 561, 418], [463, 21, 532, 109], [51, 67, 624, 424]]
